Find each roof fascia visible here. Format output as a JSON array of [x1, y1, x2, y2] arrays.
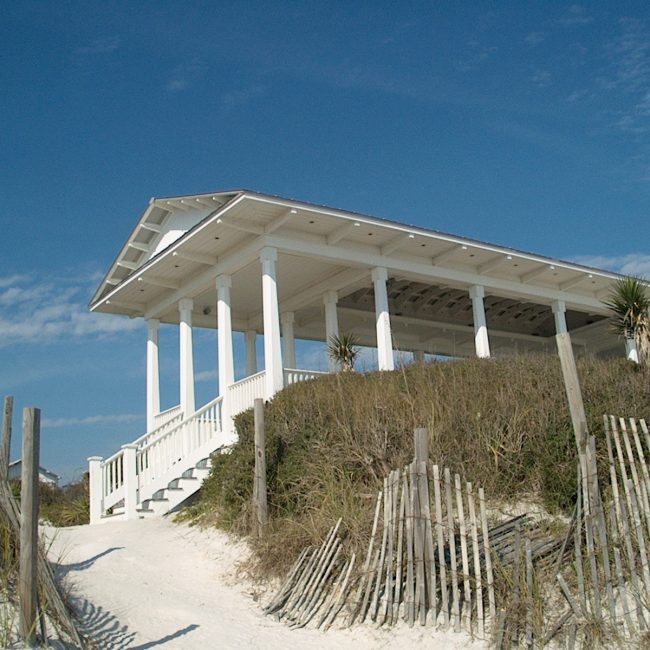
[[89, 191, 245, 311]]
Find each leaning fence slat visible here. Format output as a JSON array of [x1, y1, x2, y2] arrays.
[[454, 473, 472, 632], [433, 465, 449, 629], [417, 461, 437, 626], [410, 462, 426, 625], [609, 503, 633, 638], [467, 482, 484, 638], [350, 489, 383, 625], [444, 467, 461, 632], [479, 487, 495, 625], [404, 469, 415, 626], [392, 475, 407, 625], [370, 478, 390, 622]]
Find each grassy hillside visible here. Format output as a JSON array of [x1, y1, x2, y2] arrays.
[[183, 354, 649, 576]]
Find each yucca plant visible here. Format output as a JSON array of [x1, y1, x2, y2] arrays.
[[327, 332, 360, 372], [604, 276, 650, 365]]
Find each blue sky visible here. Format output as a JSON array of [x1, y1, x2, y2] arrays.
[[2, 1, 650, 482]]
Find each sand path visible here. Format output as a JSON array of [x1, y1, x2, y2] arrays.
[[44, 518, 483, 649]]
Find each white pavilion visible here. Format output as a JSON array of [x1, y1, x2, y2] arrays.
[[87, 189, 628, 523]]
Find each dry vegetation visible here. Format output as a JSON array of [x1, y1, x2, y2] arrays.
[[184, 354, 649, 579]]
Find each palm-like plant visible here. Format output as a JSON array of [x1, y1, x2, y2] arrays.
[[604, 276, 650, 364], [327, 332, 360, 372]]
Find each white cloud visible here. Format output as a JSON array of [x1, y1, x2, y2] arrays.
[[195, 369, 217, 382], [571, 253, 650, 277], [0, 273, 140, 348], [221, 85, 266, 114], [42, 413, 141, 428], [531, 69, 552, 87], [524, 32, 546, 46], [165, 59, 206, 93], [557, 5, 593, 27], [76, 36, 121, 55]]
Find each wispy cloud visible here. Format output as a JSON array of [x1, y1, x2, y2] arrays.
[[76, 36, 121, 55], [524, 32, 546, 46], [221, 84, 266, 114], [531, 69, 552, 87], [195, 369, 217, 382], [456, 39, 498, 72], [0, 273, 140, 348], [42, 413, 141, 428], [571, 253, 650, 277], [557, 5, 593, 27], [165, 58, 206, 93]]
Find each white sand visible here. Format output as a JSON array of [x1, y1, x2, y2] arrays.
[[44, 518, 485, 649]]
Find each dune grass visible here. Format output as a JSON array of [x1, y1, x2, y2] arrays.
[[184, 354, 649, 577]]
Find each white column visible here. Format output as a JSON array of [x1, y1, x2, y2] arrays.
[[146, 318, 160, 432], [216, 275, 235, 393], [281, 312, 296, 369], [87, 456, 103, 525], [372, 267, 395, 371], [625, 337, 640, 363], [245, 330, 258, 376], [121, 444, 138, 520], [178, 298, 195, 415], [323, 290, 340, 372], [552, 300, 568, 334], [413, 350, 425, 363], [469, 285, 491, 358], [261, 247, 284, 398]]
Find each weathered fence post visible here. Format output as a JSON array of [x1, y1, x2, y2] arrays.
[[1, 395, 13, 482], [87, 456, 103, 525], [121, 444, 138, 519], [414, 427, 428, 464], [253, 398, 268, 536], [19, 407, 40, 646], [555, 332, 598, 511]]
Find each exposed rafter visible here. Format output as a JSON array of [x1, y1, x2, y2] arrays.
[[128, 242, 150, 253], [520, 264, 554, 284], [381, 233, 415, 257], [172, 250, 217, 266], [265, 208, 296, 234], [431, 244, 464, 265], [216, 217, 264, 235], [326, 221, 360, 245], [560, 273, 592, 291], [116, 260, 138, 270], [140, 222, 162, 234], [478, 254, 512, 275], [137, 276, 180, 290]]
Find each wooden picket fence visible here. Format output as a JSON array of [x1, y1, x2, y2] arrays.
[[266, 415, 650, 647], [265, 449, 560, 641]]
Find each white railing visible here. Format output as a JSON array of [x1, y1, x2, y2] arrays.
[[229, 370, 266, 417], [89, 367, 331, 523], [152, 404, 183, 429], [284, 368, 329, 385], [136, 395, 223, 494], [102, 449, 125, 511]]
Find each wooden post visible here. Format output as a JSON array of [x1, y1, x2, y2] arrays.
[[19, 407, 40, 646], [555, 332, 598, 513], [414, 427, 428, 465], [1, 396, 13, 482], [254, 398, 268, 535], [87, 456, 103, 525], [555, 333, 589, 454]]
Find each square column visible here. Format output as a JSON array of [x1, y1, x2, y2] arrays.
[[178, 298, 195, 415], [552, 300, 568, 334], [372, 267, 395, 371], [216, 275, 235, 392], [281, 312, 296, 369], [261, 247, 284, 399], [323, 290, 339, 372], [245, 330, 258, 375], [469, 285, 491, 358], [146, 318, 160, 432]]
